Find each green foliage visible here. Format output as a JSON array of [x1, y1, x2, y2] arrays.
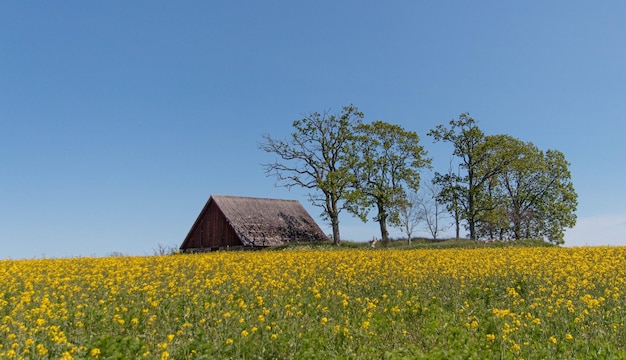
[[429, 114, 518, 240], [260, 105, 364, 244], [89, 335, 147, 359], [429, 113, 577, 243], [347, 120, 430, 243], [485, 141, 578, 243], [263, 107, 577, 246]]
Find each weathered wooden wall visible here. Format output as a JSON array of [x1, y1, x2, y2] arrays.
[[182, 200, 243, 250]]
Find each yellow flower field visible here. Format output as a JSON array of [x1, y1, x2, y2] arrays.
[[1, 247, 625, 359]]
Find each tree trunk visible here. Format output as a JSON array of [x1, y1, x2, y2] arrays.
[[327, 194, 341, 245], [433, 202, 439, 240], [404, 218, 412, 245], [379, 216, 389, 245], [377, 202, 390, 245], [330, 213, 341, 245], [454, 208, 460, 239], [513, 222, 521, 240], [468, 169, 476, 240], [468, 190, 476, 240]]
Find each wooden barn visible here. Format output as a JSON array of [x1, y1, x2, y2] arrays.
[[180, 195, 328, 252]]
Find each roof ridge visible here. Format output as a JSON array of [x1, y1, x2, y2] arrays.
[[211, 194, 299, 202]]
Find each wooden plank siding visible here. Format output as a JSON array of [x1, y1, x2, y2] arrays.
[[182, 199, 243, 249]]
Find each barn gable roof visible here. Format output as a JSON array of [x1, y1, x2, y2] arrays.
[[214, 195, 327, 246], [181, 195, 327, 249]]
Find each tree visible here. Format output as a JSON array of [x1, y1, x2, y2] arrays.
[[536, 150, 577, 243], [260, 105, 364, 245], [484, 136, 542, 240], [434, 161, 463, 239], [396, 180, 451, 243], [428, 114, 515, 240], [349, 121, 430, 244], [494, 142, 577, 243], [431, 120, 578, 243], [395, 191, 422, 245], [473, 134, 527, 239], [419, 178, 451, 240]]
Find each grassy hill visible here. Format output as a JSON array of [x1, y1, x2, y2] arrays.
[[271, 238, 555, 251]]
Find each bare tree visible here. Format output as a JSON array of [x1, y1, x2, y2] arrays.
[[395, 191, 423, 245], [153, 243, 178, 256], [397, 178, 451, 242], [419, 179, 451, 240]]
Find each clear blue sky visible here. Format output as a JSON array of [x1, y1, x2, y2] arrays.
[[2, 1, 625, 259]]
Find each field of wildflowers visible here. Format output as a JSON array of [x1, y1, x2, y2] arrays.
[[1, 246, 625, 359]]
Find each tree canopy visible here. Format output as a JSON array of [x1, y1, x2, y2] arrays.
[[260, 105, 364, 245], [262, 109, 578, 245], [429, 113, 577, 243], [348, 121, 430, 244]]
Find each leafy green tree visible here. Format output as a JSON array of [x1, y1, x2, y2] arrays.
[[473, 134, 528, 239], [473, 172, 509, 240], [260, 105, 364, 245], [495, 143, 577, 244], [349, 121, 430, 244], [430, 115, 528, 240], [429, 114, 495, 239], [435, 122, 578, 244]]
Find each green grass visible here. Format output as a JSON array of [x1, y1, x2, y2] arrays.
[[272, 237, 555, 251]]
